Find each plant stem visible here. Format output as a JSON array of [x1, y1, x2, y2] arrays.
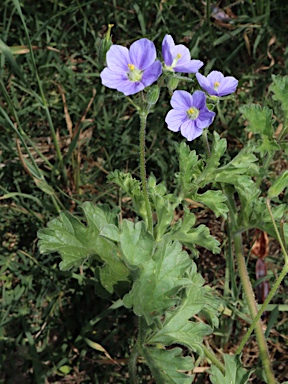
[[236, 262, 288, 355], [233, 232, 276, 384], [224, 187, 276, 382], [202, 129, 211, 156], [203, 345, 225, 374], [128, 342, 140, 384], [139, 111, 153, 235]]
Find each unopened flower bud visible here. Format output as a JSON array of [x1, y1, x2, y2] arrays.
[[167, 76, 179, 93], [146, 86, 160, 105], [99, 24, 114, 69]]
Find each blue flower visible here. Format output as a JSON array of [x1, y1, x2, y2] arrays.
[[196, 70, 238, 97], [100, 38, 162, 96], [162, 34, 203, 73], [165, 90, 215, 141]]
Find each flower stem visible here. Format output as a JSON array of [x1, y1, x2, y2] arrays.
[[139, 111, 153, 235], [224, 187, 276, 383], [233, 232, 276, 384], [237, 199, 288, 353]]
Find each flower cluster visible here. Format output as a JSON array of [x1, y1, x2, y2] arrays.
[[100, 33, 238, 141]]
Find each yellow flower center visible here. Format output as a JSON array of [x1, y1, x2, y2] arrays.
[[214, 81, 220, 90], [187, 107, 199, 120], [127, 63, 143, 82], [164, 53, 182, 72]]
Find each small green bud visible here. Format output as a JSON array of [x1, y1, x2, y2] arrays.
[[146, 86, 160, 106], [99, 24, 114, 69], [167, 76, 179, 92], [148, 173, 157, 189]]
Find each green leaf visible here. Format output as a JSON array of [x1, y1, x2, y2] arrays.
[[268, 170, 288, 198], [256, 135, 280, 156], [147, 283, 213, 355], [199, 132, 227, 183], [210, 354, 251, 384], [240, 104, 274, 137], [177, 141, 203, 193], [148, 174, 177, 241], [120, 220, 154, 269], [123, 239, 191, 324], [194, 190, 228, 218], [270, 74, 288, 112], [107, 170, 147, 223], [38, 202, 130, 292], [216, 145, 259, 177], [145, 347, 194, 384], [171, 208, 220, 254], [100, 224, 120, 242]]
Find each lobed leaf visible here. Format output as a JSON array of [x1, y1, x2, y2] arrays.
[[145, 347, 194, 384], [38, 202, 130, 292], [210, 354, 251, 384], [270, 74, 288, 112], [123, 239, 192, 324], [240, 104, 274, 137], [171, 208, 220, 254], [147, 283, 214, 355]]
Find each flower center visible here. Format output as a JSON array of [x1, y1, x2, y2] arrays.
[[187, 107, 199, 120], [127, 63, 143, 82], [165, 53, 182, 72], [214, 81, 220, 90]]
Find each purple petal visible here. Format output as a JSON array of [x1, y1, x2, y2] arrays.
[[174, 59, 203, 73], [162, 35, 174, 66], [180, 120, 203, 141], [171, 44, 190, 64], [165, 109, 187, 132], [100, 67, 128, 89], [196, 109, 216, 129], [207, 70, 225, 83], [106, 45, 130, 72], [118, 81, 145, 96], [196, 73, 215, 95], [129, 38, 156, 70], [191, 90, 206, 109], [217, 77, 238, 96], [141, 61, 162, 87], [170, 90, 193, 110]]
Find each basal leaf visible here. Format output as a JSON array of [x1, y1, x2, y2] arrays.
[[120, 220, 154, 269], [210, 354, 251, 384], [123, 239, 191, 324], [240, 104, 274, 137], [147, 283, 213, 355], [38, 203, 130, 292], [145, 347, 194, 384], [100, 259, 131, 293]]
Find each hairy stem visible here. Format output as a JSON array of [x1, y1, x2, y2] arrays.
[[203, 345, 225, 374], [234, 232, 276, 384], [139, 111, 153, 235]]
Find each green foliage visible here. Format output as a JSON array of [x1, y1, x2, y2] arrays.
[[2, 0, 288, 382], [38, 202, 130, 292], [270, 74, 288, 112], [210, 354, 251, 384], [240, 104, 274, 137], [145, 347, 194, 384]]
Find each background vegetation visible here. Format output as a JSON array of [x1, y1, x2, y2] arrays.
[[1, 0, 288, 382]]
